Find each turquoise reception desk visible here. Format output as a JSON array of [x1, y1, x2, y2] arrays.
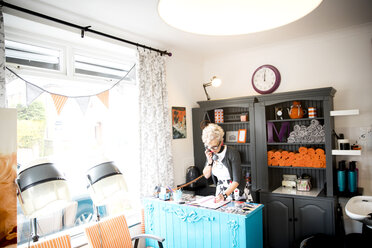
[[143, 198, 263, 248]]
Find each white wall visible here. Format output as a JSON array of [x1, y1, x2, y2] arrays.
[[166, 49, 204, 186]]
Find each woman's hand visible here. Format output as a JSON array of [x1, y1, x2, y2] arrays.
[[203, 149, 213, 178], [215, 193, 225, 203], [205, 149, 213, 165]]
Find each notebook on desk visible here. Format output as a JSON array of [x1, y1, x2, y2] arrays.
[[188, 195, 230, 209]]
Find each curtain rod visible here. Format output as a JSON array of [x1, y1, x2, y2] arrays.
[[0, 1, 172, 56]]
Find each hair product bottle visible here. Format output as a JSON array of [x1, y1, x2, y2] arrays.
[[337, 160, 346, 192], [348, 161, 357, 193]]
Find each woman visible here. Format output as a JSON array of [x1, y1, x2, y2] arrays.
[[202, 123, 245, 203]]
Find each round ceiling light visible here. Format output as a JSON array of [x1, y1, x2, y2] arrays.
[[158, 0, 323, 36]]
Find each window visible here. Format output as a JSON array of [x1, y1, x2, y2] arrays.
[[6, 38, 139, 245], [5, 40, 62, 71], [74, 54, 134, 80]]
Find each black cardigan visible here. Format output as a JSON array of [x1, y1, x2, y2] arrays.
[[207, 146, 246, 195]]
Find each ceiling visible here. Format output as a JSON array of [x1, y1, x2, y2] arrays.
[[5, 0, 372, 58]]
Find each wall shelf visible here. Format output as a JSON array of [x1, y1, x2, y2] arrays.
[[331, 110, 360, 155], [332, 150, 361, 156], [330, 109, 359, 116]]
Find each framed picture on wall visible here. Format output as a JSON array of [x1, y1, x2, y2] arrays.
[[172, 107, 186, 139], [238, 129, 247, 143], [226, 131, 238, 143]]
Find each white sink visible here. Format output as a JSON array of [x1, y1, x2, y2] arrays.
[[345, 196, 372, 227]]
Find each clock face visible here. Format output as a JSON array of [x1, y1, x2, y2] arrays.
[[252, 65, 281, 94]]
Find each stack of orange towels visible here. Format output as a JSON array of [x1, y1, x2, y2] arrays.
[[267, 147, 326, 168]]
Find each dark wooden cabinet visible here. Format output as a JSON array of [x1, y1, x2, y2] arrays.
[[191, 87, 338, 246], [255, 88, 337, 247], [261, 192, 336, 248]]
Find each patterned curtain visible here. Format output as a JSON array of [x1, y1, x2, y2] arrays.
[[137, 50, 174, 197], [0, 7, 6, 108]]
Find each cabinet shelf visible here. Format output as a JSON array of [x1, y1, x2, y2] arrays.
[[225, 142, 250, 146], [268, 166, 325, 170], [267, 142, 325, 146], [218, 121, 249, 125], [332, 150, 361, 156], [267, 117, 324, 123], [336, 187, 363, 198], [272, 186, 322, 197]]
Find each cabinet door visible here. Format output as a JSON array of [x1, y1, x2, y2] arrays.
[[294, 198, 334, 243], [261, 194, 294, 248]]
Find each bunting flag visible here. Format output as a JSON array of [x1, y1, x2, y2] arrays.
[[51, 94, 68, 115], [5, 65, 137, 113], [97, 90, 109, 108], [26, 83, 44, 106], [75, 96, 90, 114], [5, 69, 18, 84], [126, 64, 136, 82]]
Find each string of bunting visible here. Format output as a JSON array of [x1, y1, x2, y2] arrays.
[[6, 64, 136, 115]]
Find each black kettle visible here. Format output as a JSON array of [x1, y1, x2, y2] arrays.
[[186, 166, 201, 189]]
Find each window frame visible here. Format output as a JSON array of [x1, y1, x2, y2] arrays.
[[4, 29, 136, 85]]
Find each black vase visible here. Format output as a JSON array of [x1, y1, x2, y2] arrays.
[[186, 166, 201, 189]]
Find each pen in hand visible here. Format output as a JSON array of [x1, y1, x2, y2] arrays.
[[167, 186, 174, 192]]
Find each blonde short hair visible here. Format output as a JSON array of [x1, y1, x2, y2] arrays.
[[202, 124, 224, 145]]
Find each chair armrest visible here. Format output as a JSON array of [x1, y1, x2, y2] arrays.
[[131, 233, 164, 242], [132, 234, 165, 248]]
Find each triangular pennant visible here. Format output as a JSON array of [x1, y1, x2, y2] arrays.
[[75, 96, 90, 114], [5, 69, 18, 83], [51, 94, 68, 115], [127, 64, 136, 82], [26, 83, 44, 106], [97, 90, 109, 108]]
